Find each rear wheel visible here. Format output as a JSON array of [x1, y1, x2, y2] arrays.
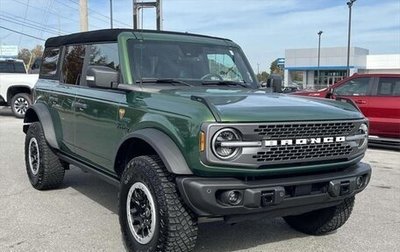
[[25, 122, 65, 190], [284, 197, 355, 235], [119, 155, 198, 252], [11, 93, 31, 118]]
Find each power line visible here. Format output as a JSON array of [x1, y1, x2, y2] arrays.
[[65, 0, 131, 27], [0, 16, 62, 36], [0, 12, 67, 34], [0, 25, 45, 41]]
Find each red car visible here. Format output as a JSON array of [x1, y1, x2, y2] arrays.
[[292, 74, 400, 146]]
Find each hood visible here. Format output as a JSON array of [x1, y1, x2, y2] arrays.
[[162, 88, 363, 122]]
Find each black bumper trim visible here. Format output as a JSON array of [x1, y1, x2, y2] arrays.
[[176, 162, 371, 217]]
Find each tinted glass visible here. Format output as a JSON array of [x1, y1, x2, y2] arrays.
[[335, 77, 370, 96], [0, 61, 26, 73], [89, 43, 119, 70], [62, 45, 86, 85], [40, 48, 60, 76], [128, 40, 256, 87], [0, 62, 14, 73], [14, 62, 26, 73], [377, 77, 400, 96]]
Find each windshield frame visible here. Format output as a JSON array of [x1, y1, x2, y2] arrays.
[[126, 38, 258, 89]]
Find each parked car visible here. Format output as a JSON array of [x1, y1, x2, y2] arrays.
[[0, 58, 39, 117], [292, 74, 400, 146], [23, 29, 371, 251]]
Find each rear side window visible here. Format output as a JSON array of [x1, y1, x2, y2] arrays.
[[376, 77, 400, 96], [62, 45, 86, 85], [335, 77, 370, 96], [89, 43, 119, 70], [40, 48, 60, 77], [0, 61, 26, 73], [14, 62, 26, 73]]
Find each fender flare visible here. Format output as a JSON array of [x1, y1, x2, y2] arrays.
[[23, 103, 59, 150], [118, 128, 193, 175]]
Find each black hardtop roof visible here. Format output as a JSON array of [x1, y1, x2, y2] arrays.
[[45, 29, 232, 47]]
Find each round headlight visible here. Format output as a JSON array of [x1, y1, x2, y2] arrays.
[[211, 128, 241, 160]]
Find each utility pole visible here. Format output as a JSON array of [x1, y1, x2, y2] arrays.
[[133, 0, 163, 30], [346, 0, 356, 77], [317, 30, 323, 87], [110, 0, 113, 28], [80, 0, 88, 31]]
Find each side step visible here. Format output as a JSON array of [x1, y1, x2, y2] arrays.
[[58, 153, 120, 187]]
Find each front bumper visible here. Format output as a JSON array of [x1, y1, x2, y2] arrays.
[[176, 162, 371, 220]]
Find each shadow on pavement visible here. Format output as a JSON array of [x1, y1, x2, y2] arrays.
[[62, 166, 306, 251], [0, 107, 15, 117]]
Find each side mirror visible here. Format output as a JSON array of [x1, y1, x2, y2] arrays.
[[86, 65, 118, 88]]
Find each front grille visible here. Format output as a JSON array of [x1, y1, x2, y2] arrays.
[[254, 122, 355, 138], [203, 120, 365, 168], [252, 142, 353, 163]]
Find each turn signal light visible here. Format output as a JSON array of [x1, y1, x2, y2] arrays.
[[199, 131, 206, 152]]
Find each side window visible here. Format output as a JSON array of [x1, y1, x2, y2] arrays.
[[40, 48, 60, 77], [89, 43, 119, 70], [14, 62, 26, 73], [376, 77, 400, 96], [335, 77, 370, 96], [62, 45, 86, 85], [0, 62, 13, 73]]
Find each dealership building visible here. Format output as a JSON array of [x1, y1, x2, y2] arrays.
[[284, 47, 400, 89]]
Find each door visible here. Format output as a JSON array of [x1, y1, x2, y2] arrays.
[[333, 76, 373, 116], [73, 43, 124, 171], [54, 44, 86, 154], [366, 77, 400, 138]]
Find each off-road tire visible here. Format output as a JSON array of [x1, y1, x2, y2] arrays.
[[284, 197, 355, 235], [11, 93, 32, 118], [119, 155, 198, 252], [25, 122, 65, 190]]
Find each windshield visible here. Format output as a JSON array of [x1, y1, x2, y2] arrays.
[[128, 39, 257, 88]]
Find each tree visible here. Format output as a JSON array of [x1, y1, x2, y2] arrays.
[[257, 71, 269, 82], [17, 48, 31, 66], [17, 44, 44, 69], [270, 59, 283, 76]]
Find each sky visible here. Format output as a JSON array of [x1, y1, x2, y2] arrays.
[[0, 0, 399, 72]]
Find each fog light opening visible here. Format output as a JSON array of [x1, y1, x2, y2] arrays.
[[356, 176, 364, 189], [220, 190, 243, 206]]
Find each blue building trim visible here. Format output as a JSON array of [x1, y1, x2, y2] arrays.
[[285, 66, 355, 71]]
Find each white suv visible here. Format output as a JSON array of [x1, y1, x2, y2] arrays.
[[0, 58, 39, 117]]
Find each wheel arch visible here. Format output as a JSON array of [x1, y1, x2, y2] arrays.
[[23, 103, 59, 150], [7, 85, 32, 103], [114, 128, 193, 177]]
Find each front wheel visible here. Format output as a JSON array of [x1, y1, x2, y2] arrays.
[[11, 93, 32, 118], [119, 155, 198, 252], [25, 122, 65, 190], [284, 197, 355, 235]]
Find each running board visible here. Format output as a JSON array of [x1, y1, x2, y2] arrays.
[[58, 153, 120, 187]]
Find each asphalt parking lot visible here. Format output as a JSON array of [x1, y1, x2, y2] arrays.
[[0, 106, 399, 252]]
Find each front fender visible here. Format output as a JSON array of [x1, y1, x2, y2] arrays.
[[23, 103, 59, 150], [117, 128, 193, 175]]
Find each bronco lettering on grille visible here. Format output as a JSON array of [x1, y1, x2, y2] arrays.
[[265, 136, 346, 147]]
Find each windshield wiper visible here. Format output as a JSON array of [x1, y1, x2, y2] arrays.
[[201, 80, 248, 88], [136, 78, 192, 86]]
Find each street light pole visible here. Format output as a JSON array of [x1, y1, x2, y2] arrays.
[[110, 0, 113, 28], [346, 0, 356, 77], [317, 30, 323, 87]]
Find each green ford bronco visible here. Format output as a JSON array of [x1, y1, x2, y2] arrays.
[[23, 29, 371, 251]]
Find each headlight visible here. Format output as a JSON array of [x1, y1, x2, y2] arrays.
[[358, 123, 368, 149], [211, 128, 241, 159]]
